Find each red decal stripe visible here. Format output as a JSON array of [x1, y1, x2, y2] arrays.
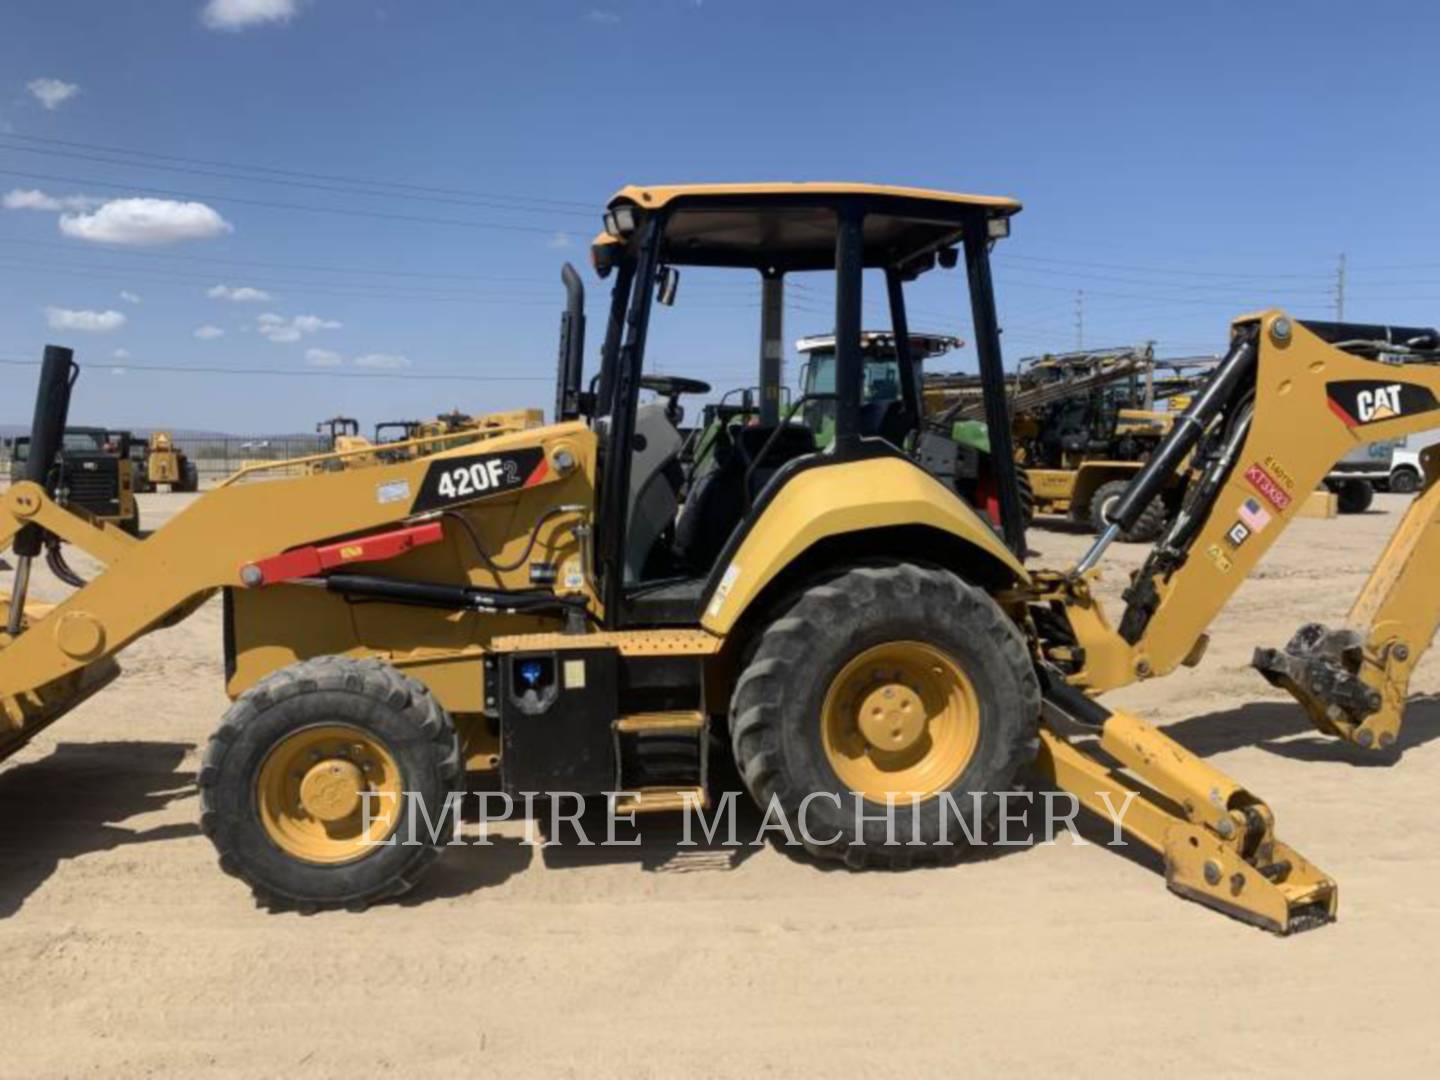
[[522, 457, 550, 488], [1326, 396, 1357, 427]]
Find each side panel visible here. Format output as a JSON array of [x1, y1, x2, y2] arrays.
[[700, 456, 1027, 634]]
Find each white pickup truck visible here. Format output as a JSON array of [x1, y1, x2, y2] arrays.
[[1324, 438, 1431, 507]]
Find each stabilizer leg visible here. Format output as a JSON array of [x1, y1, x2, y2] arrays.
[[1037, 693, 1337, 934]]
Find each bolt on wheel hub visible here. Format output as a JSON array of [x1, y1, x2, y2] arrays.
[[821, 641, 980, 802], [856, 682, 926, 751], [255, 724, 403, 865], [298, 758, 366, 822]]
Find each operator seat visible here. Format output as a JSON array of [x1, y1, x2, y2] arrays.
[[858, 398, 908, 447], [673, 424, 816, 573], [623, 402, 685, 583]]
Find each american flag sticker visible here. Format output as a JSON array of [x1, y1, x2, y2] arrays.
[[1238, 497, 1271, 532]]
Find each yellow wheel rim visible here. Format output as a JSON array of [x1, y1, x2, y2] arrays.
[[821, 641, 980, 803], [256, 724, 404, 865]]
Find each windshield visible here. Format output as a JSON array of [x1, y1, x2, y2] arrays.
[[63, 431, 107, 452]]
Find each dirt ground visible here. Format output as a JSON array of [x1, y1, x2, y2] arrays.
[[3, 492, 1439, 1079]]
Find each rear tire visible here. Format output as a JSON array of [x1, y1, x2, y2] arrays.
[[1091, 478, 1166, 542], [1015, 468, 1036, 525], [199, 656, 462, 911], [1389, 468, 1420, 495], [729, 563, 1039, 868]]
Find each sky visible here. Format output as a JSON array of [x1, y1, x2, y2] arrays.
[[2, 0, 1438, 434]]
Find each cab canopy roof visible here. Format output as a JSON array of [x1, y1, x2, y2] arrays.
[[600, 182, 1021, 273]]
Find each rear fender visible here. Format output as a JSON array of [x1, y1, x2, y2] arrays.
[[701, 455, 1027, 635]]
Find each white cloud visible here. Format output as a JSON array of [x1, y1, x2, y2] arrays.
[[59, 198, 233, 246], [27, 77, 80, 111], [586, 9, 621, 23], [113, 348, 131, 359], [352, 352, 411, 369], [207, 283, 272, 302], [3, 188, 100, 212], [194, 324, 226, 340], [548, 231, 572, 249], [201, 0, 299, 31], [45, 307, 126, 333], [257, 312, 340, 343], [305, 348, 343, 367], [119, 290, 142, 304]]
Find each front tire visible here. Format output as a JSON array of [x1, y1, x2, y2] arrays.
[[199, 656, 462, 910], [729, 563, 1039, 868], [1334, 479, 1374, 514]]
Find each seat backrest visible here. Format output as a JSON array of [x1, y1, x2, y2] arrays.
[[674, 424, 817, 573], [858, 399, 907, 446]]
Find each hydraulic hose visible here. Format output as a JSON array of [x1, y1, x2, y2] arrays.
[[1075, 326, 1258, 574]]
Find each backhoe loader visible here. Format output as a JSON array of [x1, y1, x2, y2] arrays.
[[7, 181, 1431, 934]]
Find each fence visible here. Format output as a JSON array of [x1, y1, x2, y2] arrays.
[[168, 436, 330, 482], [0, 435, 332, 490]]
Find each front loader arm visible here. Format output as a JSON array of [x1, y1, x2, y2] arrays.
[[1, 424, 592, 744]]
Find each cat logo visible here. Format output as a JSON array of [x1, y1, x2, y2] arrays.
[[1327, 379, 1439, 428], [1356, 384, 1403, 422]]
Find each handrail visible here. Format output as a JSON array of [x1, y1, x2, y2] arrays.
[[216, 423, 523, 488]]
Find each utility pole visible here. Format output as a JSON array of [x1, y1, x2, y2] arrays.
[[1074, 289, 1084, 350], [758, 273, 784, 426], [1335, 253, 1346, 321]]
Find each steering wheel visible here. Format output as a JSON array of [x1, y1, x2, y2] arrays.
[[639, 374, 711, 397]]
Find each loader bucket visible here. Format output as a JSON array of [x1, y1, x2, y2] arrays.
[[0, 649, 121, 765]]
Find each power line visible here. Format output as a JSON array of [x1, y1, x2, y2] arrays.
[[0, 138, 595, 220], [0, 167, 568, 236], [0, 234, 560, 284], [1335, 252, 1347, 320], [0, 131, 594, 211], [995, 251, 1333, 281], [0, 357, 546, 382]]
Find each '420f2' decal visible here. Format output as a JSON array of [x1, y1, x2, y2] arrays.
[[410, 447, 548, 513], [1326, 379, 1440, 427]]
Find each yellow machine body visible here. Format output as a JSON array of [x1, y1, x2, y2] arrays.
[[9, 185, 1433, 934]]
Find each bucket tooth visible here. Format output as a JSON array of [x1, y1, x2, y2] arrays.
[[0, 657, 122, 764]]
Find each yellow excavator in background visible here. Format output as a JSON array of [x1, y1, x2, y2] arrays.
[[2, 182, 1438, 935]]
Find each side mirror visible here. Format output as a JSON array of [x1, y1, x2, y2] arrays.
[[656, 266, 680, 307]]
